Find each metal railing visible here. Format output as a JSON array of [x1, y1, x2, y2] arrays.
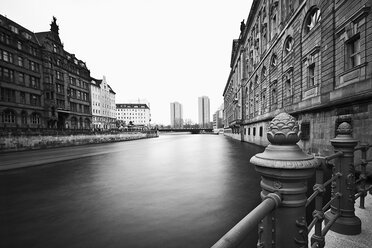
[[212, 113, 371, 248]]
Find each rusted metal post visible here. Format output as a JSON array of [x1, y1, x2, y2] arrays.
[[324, 122, 361, 235], [251, 113, 319, 248]]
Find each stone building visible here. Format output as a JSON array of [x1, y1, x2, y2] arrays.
[[223, 0, 372, 156], [0, 15, 45, 128], [0, 15, 92, 130], [35, 17, 92, 129], [91, 76, 116, 130], [116, 103, 151, 126]]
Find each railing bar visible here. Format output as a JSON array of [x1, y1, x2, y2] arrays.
[[212, 194, 281, 248], [323, 173, 341, 188], [307, 218, 318, 232], [321, 213, 340, 236], [355, 192, 362, 200], [324, 151, 343, 162], [322, 194, 339, 212], [306, 191, 319, 207]]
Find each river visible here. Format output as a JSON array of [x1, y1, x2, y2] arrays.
[[0, 134, 264, 248]]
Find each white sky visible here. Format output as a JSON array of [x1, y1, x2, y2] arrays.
[[2, 0, 253, 125]]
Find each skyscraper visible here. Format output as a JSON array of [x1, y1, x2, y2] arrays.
[[170, 102, 183, 128], [198, 96, 210, 128]]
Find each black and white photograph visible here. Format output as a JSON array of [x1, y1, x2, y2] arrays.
[[1, 0, 372, 247]]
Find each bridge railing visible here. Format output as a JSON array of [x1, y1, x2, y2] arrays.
[[212, 113, 371, 248]]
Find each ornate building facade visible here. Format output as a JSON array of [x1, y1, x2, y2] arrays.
[[223, 0, 372, 156], [35, 17, 92, 129], [0, 15, 92, 129], [91, 76, 116, 130], [0, 15, 44, 128]]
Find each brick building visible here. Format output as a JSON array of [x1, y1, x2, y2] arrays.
[[223, 0, 372, 156], [0, 15, 44, 128]]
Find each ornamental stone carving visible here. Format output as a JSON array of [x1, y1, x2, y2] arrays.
[[267, 112, 300, 145]]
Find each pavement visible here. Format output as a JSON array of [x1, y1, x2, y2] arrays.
[[308, 192, 372, 248]]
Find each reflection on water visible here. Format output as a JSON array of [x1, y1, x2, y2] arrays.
[[0, 135, 263, 248]]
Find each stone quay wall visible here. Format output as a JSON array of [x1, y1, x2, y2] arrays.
[[0, 130, 159, 153]]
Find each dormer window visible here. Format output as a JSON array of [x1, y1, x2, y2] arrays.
[[305, 8, 321, 33], [10, 25, 18, 34]]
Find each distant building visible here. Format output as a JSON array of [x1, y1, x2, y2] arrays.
[[170, 102, 183, 128], [223, 0, 372, 156], [198, 96, 210, 128], [116, 103, 151, 126], [0, 14, 44, 128], [90, 76, 116, 130], [213, 104, 224, 130]]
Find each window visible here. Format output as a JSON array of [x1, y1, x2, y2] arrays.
[[30, 76, 40, 89], [271, 88, 277, 105], [0, 87, 16, 102], [21, 112, 27, 124], [30, 61, 39, 72], [300, 122, 310, 140], [18, 56, 23, 67], [1, 110, 16, 123], [53, 44, 57, 53], [10, 25, 19, 34], [56, 71, 63, 80], [56, 84, 63, 93], [30, 46, 37, 56], [30, 113, 41, 124], [308, 63, 315, 87], [285, 76, 292, 97], [30, 94, 41, 106], [0, 67, 14, 82], [17, 41, 22, 50], [346, 35, 361, 69], [262, 66, 267, 78], [20, 92, 26, 104], [2, 50, 13, 63], [253, 127, 256, 136], [284, 36, 293, 55], [305, 8, 321, 33], [259, 126, 263, 137], [271, 54, 277, 68], [0, 33, 10, 44]]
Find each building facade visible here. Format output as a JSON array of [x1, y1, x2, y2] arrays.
[[0, 15, 93, 130], [223, 0, 372, 156], [0, 15, 45, 128], [91, 76, 116, 130], [198, 96, 210, 128], [213, 104, 224, 130], [170, 102, 183, 128], [35, 17, 92, 129], [116, 103, 151, 126]]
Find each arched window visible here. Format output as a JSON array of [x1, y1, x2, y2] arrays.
[[262, 66, 267, 78], [84, 118, 91, 129], [305, 8, 321, 34], [30, 113, 41, 124], [21, 111, 27, 124], [284, 36, 294, 55], [71, 117, 77, 129], [1, 109, 16, 123], [271, 54, 277, 68]]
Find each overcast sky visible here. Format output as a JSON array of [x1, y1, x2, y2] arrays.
[[2, 0, 253, 125]]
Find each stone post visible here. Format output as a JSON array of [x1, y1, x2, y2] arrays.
[[250, 113, 319, 248], [324, 122, 361, 235]]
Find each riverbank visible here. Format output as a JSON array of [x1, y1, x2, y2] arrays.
[[0, 130, 158, 153]]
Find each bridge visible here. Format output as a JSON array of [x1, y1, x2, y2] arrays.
[[158, 128, 213, 134]]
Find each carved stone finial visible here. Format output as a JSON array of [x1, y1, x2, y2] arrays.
[[336, 122, 352, 135], [50, 16, 59, 35], [267, 112, 299, 145]]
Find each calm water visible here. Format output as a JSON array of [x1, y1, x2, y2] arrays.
[[0, 134, 263, 248]]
